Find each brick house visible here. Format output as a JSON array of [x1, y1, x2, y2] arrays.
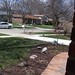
[[12, 14, 42, 24]]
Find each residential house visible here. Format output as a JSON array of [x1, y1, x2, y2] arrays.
[[12, 14, 42, 24], [0, 11, 8, 22], [12, 14, 53, 25], [34, 14, 53, 25], [12, 14, 22, 24], [24, 15, 42, 24]]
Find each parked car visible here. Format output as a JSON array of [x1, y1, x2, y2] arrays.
[[0, 22, 13, 29]]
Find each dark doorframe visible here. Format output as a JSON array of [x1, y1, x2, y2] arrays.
[[65, 0, 75, 75]]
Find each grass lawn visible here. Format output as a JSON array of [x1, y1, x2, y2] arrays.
[[34, 32, 56, 34], [34, 24, 54, 29], [0, 33, 8, 36], [13, 23, 22, 28], [44, 34, 70, 40], [0, 37, 68, 75], [13, 23, 35, 29], [0, 37, 44, 69], [13, 23, 54, 29]]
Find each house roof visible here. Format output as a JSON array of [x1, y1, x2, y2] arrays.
[[34, 14, 44, 17], [13, 14, 42, 20], [25, 15, 41, 19], [13, 14, 22, 18]]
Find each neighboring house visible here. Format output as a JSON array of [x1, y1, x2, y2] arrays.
[[0, 11, 53, 25], [0, 11, 8, 22], [45, 18, 53, 25], [25, 15, 42, 24], [34, 14, 53, 25], [12, 14, 53, 25], [12, 14, 42, 24], [33, 14, 43, 24], [12, 14, 22, 24]]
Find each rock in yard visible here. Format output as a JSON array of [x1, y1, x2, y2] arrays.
[[37, 46, 42, 49], [41, 47, 48, 53], [53, 40, 58, 45], [30, 55, 37, 60], [18, 62, 27, 67]]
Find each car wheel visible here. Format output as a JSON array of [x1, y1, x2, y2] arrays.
[[8, 26, 11, 29]]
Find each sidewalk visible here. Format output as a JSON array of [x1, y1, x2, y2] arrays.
[[41, 52, 68, 75], [0, 28, 71, 46], [0, 34, 71, 46], [25, 35, 71, 46]]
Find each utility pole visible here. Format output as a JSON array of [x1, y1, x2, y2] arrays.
[[65, 0, 75, 75]]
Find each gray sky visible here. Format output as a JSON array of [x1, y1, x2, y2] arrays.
[[41, 0, 47, 2]]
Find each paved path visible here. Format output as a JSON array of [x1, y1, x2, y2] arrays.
[[0, 29, 71, 46], [41, 52, 68, 75], [0, 34, 71, 46]]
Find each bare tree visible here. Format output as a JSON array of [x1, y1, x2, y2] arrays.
[[2, 0, 14, 23], [21, 0, 46, 15], [14, 0, 46, 24], [14, 0, 30, 24], [29, 0, 46, 15], [46, 0, 73, 28]]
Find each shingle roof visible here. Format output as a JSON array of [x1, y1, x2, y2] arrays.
[[13, 14, 41, 20], [25, 15, 41, 19]]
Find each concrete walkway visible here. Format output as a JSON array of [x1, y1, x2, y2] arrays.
[[41, 52, 68, 75], [0, 34, 71, 46], [0, 29, 71, 46], [25, 35, 71, 46]]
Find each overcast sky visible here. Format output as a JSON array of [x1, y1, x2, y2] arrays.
[[41, 0, 47, 2]]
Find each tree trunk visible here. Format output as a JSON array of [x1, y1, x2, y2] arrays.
[[7, 10, 12, 23], [22, 14, 26, 24], [54, 18, 59, 32]]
